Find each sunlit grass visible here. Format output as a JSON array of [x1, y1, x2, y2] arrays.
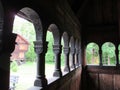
[[10, 61, 64, 90]]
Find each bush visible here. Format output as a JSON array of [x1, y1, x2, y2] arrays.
[[25, 43, 36, 62], [10, 61, 18, 72]]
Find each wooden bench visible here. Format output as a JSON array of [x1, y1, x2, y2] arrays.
[[9, 75, 19, 90]]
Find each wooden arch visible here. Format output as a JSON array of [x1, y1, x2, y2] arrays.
[[102, 42, 116, 50], [75, 39, 79, 49], [18, 7, 43, 41], [62, 32, 69, 47], [48, 24, 60, 45], [70, 36, 75, 48]]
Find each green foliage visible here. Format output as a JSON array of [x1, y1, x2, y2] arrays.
[[25, 43, 36, 62], [45, 31, 64, 65], [102, 42, 116, 65], [13, 16, 35, 41], [86, 42, 116, 65], [13, 16, 65, 64], [10, 61, 18, 72], [86, 43, 99, 64], [46, 31, 54, 63], [102, 42, 115, 58]]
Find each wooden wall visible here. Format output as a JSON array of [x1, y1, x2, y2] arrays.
[[83, 66, 120, 90], [43, 67, 82, 90]]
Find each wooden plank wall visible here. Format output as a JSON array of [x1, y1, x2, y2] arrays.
[[44, 67, 82, 90], [83, 66, 120, 90]]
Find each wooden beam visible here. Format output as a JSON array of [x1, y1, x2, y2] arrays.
[[117, 0, 120, 40], [76, 0, 89, 18], [82, 24, 117, 31], [87, 66, 120, 74]]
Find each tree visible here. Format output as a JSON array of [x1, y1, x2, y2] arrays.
[[86, 43, 99, 64], [45, 31, 54, 63], [102, 42, 116, 65]]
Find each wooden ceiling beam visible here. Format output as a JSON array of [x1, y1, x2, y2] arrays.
[[76, 0, 89, 18], [82, 24, 117, 31], [117, 0, 120, 40]]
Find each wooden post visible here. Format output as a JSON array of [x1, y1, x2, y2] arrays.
[[34, 41, 48, 87], [99, 46, 103, 66], [53, 44, 62, 77], [115, 44, 119, 66], [92, 49, 95, 64], [63, 47, 70, 72], [70, 48, 76, 69], [75, 48, 79, 67]]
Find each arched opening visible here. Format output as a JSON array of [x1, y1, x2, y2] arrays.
[[75, 39, 79, 67], [118, 45, 120, 63], [102, 42, 116, 66], [10, 15, 36, 90], [45, 29, 54, 81], [10, 7, 43, 89], [61, 37, 65, 72], [62, 32, 70, 73], [48, 24, 62, 77], [86, 42, 99, 65], [69, 36, 75, 69]]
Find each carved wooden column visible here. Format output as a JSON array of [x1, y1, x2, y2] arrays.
[[99, 46, 103, 66], [75, 48, 79, 67], [53, 44, 62, 77], [78, 48, 81, 65], [34, 41, 48, 87], [78, 41, 81, 65], [80, 45, 86, 67], [63, 47, 70, 72], [115, 44, 119, 66], [70, 47, 76, 69]]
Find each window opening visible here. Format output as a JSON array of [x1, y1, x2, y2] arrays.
[[45, 31, 54, 80], [61, 37, 65, 71], [118, 45, 120, 64], [10, 15, 36, 90], [86, 43, 99, 65], [102, 42, 116, 66]]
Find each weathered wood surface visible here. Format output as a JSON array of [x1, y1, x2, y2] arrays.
[[83, 66, 120, 90], [99, 74, 113, 90], [45, 67, 82, 90]]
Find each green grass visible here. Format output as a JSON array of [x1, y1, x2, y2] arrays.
[[10, 61, 64, 90]]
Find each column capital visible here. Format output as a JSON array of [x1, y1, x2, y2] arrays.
[[75, 48, 79, 54], [70, 48, 75, 54], [63, 47, 69, 54], [53, 44, 62, 54], [34, 41, 43, 54], [34, 41, 48, 54]]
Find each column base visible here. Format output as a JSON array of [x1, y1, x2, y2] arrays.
[[64, 66, 70, 72], [53, 70, 62, 77], [76, 63, 79, 67], [34, 77, 47, 88], [71, 64, 75, 69]]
